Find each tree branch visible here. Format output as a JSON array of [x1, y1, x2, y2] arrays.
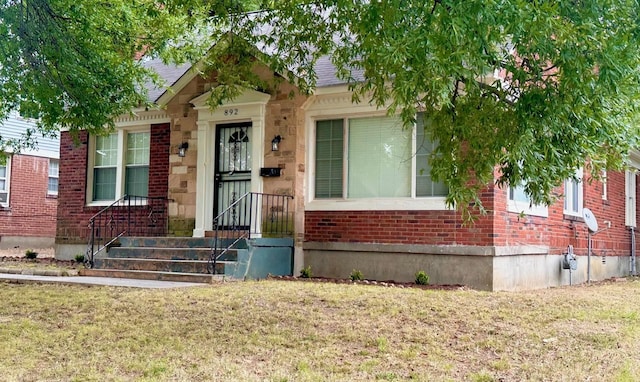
[[430, 0, 441, 14], [475, 80, 516, 106]]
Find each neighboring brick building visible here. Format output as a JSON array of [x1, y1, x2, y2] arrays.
[[55, 57, 640, 290], [1, 114, 60, 249]]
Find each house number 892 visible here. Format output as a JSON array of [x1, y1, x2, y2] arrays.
[[223, 108, 239, 116]]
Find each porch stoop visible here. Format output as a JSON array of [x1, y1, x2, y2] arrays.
[[79, 237, 237, 283]]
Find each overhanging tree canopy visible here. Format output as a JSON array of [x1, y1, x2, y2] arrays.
[[1, 0, 639, 216]]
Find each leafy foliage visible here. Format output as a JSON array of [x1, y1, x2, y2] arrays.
[[415, 271, 430, 285], [2, 0, 639, 214], [350, 269, 364, 281], [24, 249, 38, 260], [299, 265, 312, 279]]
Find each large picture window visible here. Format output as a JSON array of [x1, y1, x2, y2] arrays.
[[88, 130, 150, 204], [313, 113, 447, 202]]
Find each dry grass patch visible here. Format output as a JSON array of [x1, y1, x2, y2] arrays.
[[0, 279, 639, 381]]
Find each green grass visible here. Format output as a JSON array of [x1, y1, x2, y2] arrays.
[[0, 279, 639, 381]]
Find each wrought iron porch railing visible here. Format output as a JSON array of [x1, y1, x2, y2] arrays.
[[85, 195, 170, 268], [208, 192, 294, 274]]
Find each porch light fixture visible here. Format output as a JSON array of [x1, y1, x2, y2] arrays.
[[178, 142, 189, 157], [271, 135, 282, 151]]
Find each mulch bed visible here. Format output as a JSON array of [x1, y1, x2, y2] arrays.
[[0, 257, 78, 268], [268, 275, 468, 291]]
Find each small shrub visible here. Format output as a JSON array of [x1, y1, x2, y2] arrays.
[[74, 254, 85, 263], [350, 269, 364, 281], [24, 249, 38, 260], [300, 265, 312, 278], [415, 271, 430, 285]]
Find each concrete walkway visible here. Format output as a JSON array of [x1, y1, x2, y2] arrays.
[[0, 273, 208, 289]]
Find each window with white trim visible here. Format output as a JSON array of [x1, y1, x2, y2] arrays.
[[601, 170, 607, 201], [313, 113, 447, 201], [48, 159, 59, 195], [88, 130, 150, 203], [563, 168, 583, 216], [0, 157, 9, 206], [625, 170, 636, 227], [507, 183, 548, 217]]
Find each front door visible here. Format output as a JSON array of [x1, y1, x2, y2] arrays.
[[214, 122, 252, 226]]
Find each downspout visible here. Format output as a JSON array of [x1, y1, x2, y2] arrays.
[[631, 227, 636, 276]]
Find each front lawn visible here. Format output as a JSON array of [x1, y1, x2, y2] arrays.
[[0, 279, 638, 381]]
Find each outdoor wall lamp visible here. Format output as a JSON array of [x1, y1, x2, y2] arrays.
[[271, 135, 282, 151], [178, 142, 189, 157]]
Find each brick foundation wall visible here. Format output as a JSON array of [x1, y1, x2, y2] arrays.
[[56, 124, 170, 244], [0, 154, 58, 238]]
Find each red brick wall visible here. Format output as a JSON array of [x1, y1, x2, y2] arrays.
[[56, 130, 93, 243], [56, 123, 170, 244], [305, 185, 497, 246], [495, 171, 631, 256], [0, 154, 58, 238], [149, 124, 170, 198]]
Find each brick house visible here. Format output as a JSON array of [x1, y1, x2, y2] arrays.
[[1, 113, 60, 249], [54, 57, 640, 290]]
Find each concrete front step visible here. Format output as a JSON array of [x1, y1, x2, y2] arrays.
[[85, 236, 244, 283], [107, 247, 237, 262], [79, 268, 226, 284], [119, 237, 213, 248], [119, 236, 246, 249], [94, 257, 230, 274]]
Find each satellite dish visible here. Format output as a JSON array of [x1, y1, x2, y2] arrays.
[[583, 208, 598, 233]]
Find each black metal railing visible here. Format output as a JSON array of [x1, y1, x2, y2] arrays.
[[208, 192, 294, 274], [85, 195, 170, 268]]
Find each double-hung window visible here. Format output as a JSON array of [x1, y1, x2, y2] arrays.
[[88, 130, 150, 204], [0, 157, 9, 206], [124, 132, 150, 196], [48, 159, 59, 196], [312, 113, 447, 209], [563, 168, 583, 217]]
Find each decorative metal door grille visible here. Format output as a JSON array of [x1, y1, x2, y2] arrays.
[[214, 122, 252, 228]]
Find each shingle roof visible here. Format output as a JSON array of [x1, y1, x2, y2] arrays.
[[141, 57, 192, 103], [315, 55, 365, 87], [141, 53, 362, 103]]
